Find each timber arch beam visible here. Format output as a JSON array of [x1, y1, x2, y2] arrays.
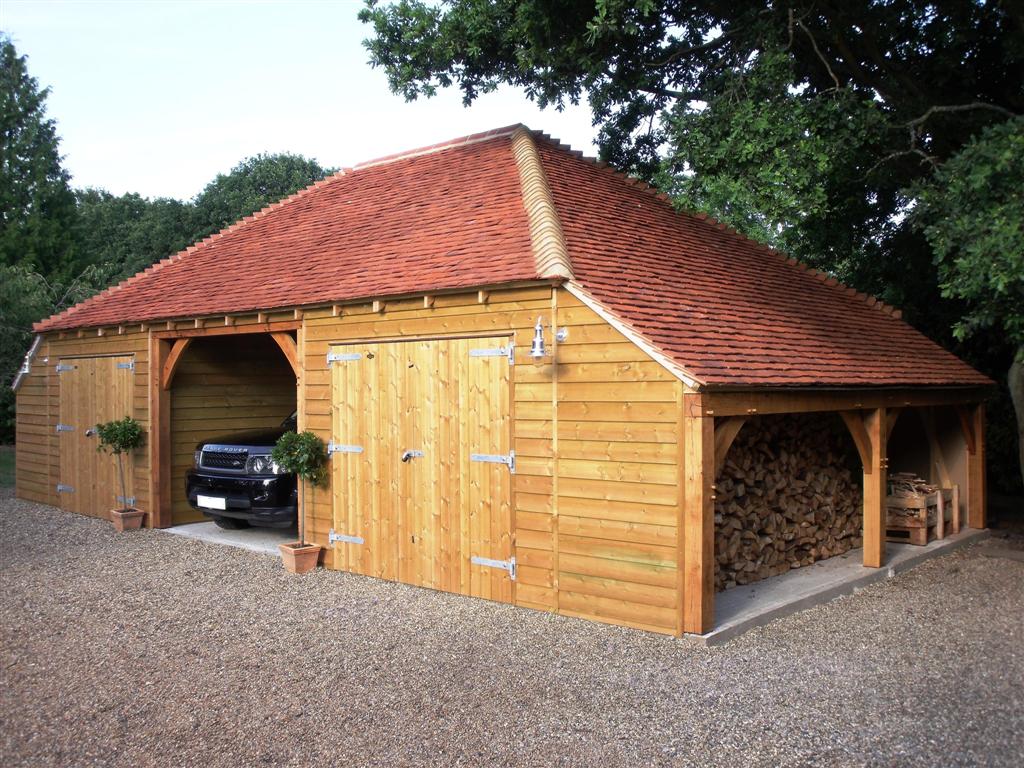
[[160, 338, 192, 391], [713, 416, 748, 476], [270, 332, 301, 378]]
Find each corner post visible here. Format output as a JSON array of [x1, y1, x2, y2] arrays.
[[862, 407, 887, 568], [967, 403, 987, 528], [148, 335, 172, 528], [681, 393, 715, 635]]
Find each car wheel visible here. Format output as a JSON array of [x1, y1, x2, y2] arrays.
[[212, 516, 249, 530]]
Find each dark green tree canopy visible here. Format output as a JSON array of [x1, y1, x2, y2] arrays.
[[72, 189, 194, 278], [191, 153, 335, 240], [0, 34, 77, 276]]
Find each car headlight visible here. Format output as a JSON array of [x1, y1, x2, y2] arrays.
[[246, 454, 282, 475], [194, 450, 202, 468]]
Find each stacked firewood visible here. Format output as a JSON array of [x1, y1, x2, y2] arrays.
[[887, 473, 937, 516], [714, 414, 864, 591]]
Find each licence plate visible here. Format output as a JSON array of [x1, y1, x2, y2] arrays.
[[197, 495, 226, 510]]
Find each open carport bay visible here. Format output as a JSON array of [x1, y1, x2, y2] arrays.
[[2, 490, 1022, 768], [169, 333, 297, 526]]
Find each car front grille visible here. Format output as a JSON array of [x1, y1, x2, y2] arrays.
[[200, 449, 248, 471]]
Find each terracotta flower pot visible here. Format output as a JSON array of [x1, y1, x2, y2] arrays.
[[111, 509, 146, 532], [279, 542, 322, 574]]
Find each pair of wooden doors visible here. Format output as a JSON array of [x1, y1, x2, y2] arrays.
[[330, 336, 514, 603], [57, 355, 135, 519]]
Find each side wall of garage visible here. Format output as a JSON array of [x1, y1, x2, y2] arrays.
[[15, 329, 151, 514], [299, 285, 684, 635]]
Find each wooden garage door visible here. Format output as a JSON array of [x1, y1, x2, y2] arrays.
[[330, 337, 514, 602], [57, 356, 135, 519]]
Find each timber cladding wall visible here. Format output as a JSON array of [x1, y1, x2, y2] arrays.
[[300, 285, 683, 634], [170, 335, 296, 524], [15, 330, 151, 515]]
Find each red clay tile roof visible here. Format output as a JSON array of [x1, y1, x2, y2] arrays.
[[36, 125, 990, 389], [37, 127, 539, 333]]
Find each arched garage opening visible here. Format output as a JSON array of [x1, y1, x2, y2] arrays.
[[166, 334, 297, 525]]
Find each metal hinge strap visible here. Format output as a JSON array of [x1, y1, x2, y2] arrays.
[[328, 443, 363, 455], [116, 361, 134, 370], [56, 484, 74, 493], [117, 495, 137, 506], [470, 450, 515, 474], [56, 424, 75, 433], [327, 351, 361, 365], [56, 363, 75, 373], [469, 345, 513, 363], [329, 530, 365, 545], [471, 555, 516, 581]]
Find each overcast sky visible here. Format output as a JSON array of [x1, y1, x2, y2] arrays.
[[3, 0, 598, 200]]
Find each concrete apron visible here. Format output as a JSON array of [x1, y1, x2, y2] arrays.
[[161, 521, 297, 557], [689, 527, 991, 646]]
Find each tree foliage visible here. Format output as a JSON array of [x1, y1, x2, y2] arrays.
[[72, 189, 194, 279], [915, 117, 1024, 352], [191, 153, 334, 241], [0, 34, 77, 277]]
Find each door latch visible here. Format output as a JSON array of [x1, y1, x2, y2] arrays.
[[401, 449, 424, 462]]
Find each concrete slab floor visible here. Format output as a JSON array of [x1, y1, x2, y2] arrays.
[[160, 521, 297, 557], [692, 526, 991, 646]]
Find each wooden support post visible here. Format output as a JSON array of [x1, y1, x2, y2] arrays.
[[965, 403, 986, 528], [862, 408, 887, 568], [148, 335, 172, 528], [951, 484, 961, 534], [681, 393, 715, 635]]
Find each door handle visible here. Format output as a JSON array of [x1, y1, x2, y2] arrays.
[[401, 449, 424, 462], [85, 428, 96, 437]]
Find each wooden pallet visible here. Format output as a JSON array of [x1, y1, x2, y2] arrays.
[[886, 486, 959, 546]]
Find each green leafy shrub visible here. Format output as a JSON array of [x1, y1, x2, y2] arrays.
[[95, 416, 144, 511], [271, 430, 328, 546]]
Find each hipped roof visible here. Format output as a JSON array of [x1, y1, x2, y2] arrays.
[[36, 125, 990, 389]]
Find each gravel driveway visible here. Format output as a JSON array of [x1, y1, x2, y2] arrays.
[[2, 490, 1022, 767]]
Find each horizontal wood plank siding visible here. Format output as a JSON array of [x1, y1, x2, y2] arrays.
[[553, 291, 681, 634]]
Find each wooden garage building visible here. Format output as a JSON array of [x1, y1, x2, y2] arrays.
[[13, 125, 991, 635]]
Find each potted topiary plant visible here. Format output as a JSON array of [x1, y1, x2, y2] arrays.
[[271, 430, 328, 574], [94, 416, 145, 531]]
